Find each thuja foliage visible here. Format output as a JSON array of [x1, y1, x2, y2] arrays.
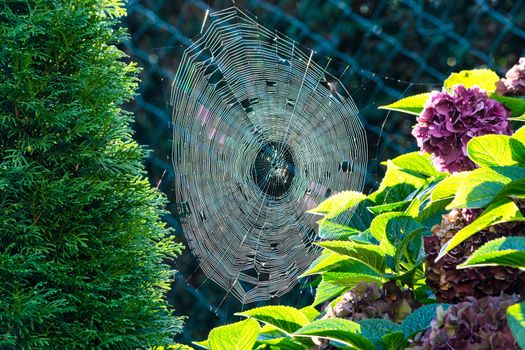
[[0, 1, 183, 349], [191, 62, 525, 349]]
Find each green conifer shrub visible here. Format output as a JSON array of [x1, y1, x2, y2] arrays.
[[0, 1, 183, 348]]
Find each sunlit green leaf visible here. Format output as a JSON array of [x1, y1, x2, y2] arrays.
[[192, 340, 209, 349], [307, 191, 366, 216], [370, 160, 429, 204], [378, 93, 432, 115], [467, 134, 518, 167], [254, 337, 306, 350], [258, 323, 285, 341], [491, 179, 525, 203], [299, 306, 320, 322], [388, 152, 440, 178], [431, 171, 470, 202], [317, 198, 374, 239], [511, 126, 525, 164], [316, 240, 386, 273], [507, 301, 525, 349], [158, 345, 196, 350], [317, 220, 362, 240], [312, 277, 348, 306], [443, 69, 500, 93], [207, 318, 260, 350], [437, 199, 525, 260], [301, 251, 350, 277], [322, 264, 384, 287], [368, 200, 411, 215], [458, 236, 525, 270], [370, 213, 423, 256], [446, 166, 525, 209], [513, 125, 525, 145], [236, 306, 308, 335], [293, 318, 376, 350], [401, 304, 449, 338]]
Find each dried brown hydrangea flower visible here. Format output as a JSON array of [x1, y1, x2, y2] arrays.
[[425, 208, 525, 303], [312, 281, 420, 349], [408, 294, 520, 350]]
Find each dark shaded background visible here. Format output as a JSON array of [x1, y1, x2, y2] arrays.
[[123, 0, 525, 343]]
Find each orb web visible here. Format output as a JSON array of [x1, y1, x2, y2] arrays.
[[171, 6, 367, 303]]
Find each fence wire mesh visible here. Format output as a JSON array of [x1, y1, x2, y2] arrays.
[[124, 0, 525, 342]]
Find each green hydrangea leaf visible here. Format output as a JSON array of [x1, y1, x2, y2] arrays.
[[307, 191, 366, 216], [370, 160, 429, 204], [446, 168, 509, 209], [322, 263, 384, 287], [370, 212, 403, 254], [317, 220, 360, 240], [403, 176, 445, 221], [393, 226, 426, 272], [317, 198, 374, 239], [444, 69, 500, 93], [388, 152, 441, 177], [315, 240, 386, 273], [192, 340, 209, 349], [208, 318, 260, 350], [507, 301, 525, 349], [258, 323, 285, 340], [378, 93, 432, 115], [491, 179, 525, 203], [370, 213, 424, 256], [431, 171, 471, 202], [254, 337, 306, 350], [306, 250, 384, 287], [437, 198, 525, 260], [293, 318, 376, 350], [349, 230, 380, 245], [401, 304, 449, 338], [458, 236, 525, 270], [491, 94, 525, 118], [446, 166, 525, 209], [368, 200, 411, 215], [300, 306, 320, 322], [358, 319, 402, 350], [301, 251, 350, 277], [309, 192, 373, 240], [381, 332, 408, 350], [510, 126, 525, 164], [513, 125, 525, 144], [418, 178, 453, 226], [417, 198, 449, 227], [312, 277, 348, 306], [467, 134, 518, 167], [236, 306, 308, 335]]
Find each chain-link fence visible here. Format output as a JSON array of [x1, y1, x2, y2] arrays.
[[123, 0, 525, 343]]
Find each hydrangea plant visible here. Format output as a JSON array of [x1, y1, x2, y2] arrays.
[[189, 60, 525, 350]]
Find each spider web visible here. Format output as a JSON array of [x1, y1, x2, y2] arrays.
[[171, 6, 367, 304]]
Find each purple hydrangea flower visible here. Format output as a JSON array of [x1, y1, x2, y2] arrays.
[[496, 57, 525, 96], [412, 85, 512, 173]]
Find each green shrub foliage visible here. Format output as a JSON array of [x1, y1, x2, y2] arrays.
[[0, 1, 183, 348]]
